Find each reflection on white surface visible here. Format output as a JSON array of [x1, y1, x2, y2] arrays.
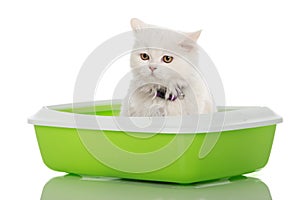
[[41, 174, 272, 200]]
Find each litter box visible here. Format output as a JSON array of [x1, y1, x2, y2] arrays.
[[41, 174, 272, 200], [28, 100, 282, 184]]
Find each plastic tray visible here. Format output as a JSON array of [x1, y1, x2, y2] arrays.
[[28, 100, 282, 183]]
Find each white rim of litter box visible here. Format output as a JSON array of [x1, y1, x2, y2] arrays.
[[28, 100, 282, 133]]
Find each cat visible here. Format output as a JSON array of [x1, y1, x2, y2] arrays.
[[120, 18, 216, 117]]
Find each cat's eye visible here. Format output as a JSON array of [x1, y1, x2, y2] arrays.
[[140, 53, 150, 61], [162, 55, 173, 63]]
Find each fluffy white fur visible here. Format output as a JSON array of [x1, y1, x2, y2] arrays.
[[120, 18, 216, 116]]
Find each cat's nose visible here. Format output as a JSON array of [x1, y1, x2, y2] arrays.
[[149, 66, 157, 72]]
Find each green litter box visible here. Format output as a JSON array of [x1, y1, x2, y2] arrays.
[[41, 174, 272, 200], [28, 100, 282, 184]]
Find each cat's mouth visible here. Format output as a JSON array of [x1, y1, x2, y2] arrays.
[[150, 71, 157, 77]]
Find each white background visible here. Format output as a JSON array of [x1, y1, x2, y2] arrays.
[[1, 0, 299, 199]]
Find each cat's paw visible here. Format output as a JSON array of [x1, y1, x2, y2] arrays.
[[166, 80, 187, 100], [149, 84, 160, 98], [139, 84, 158, 96]]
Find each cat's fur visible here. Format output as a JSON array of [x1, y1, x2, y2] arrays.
[[120, 18, 216, 116]]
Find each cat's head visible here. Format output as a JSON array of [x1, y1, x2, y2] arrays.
[[130, 18, 201, 87]]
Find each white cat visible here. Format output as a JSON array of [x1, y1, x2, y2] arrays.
[[120, 18, 216, 117]]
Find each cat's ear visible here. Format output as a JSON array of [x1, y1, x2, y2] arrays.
[[130, 18, 147, 31], [186, 30, 202, 41], [179, 30, 202, 51]]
